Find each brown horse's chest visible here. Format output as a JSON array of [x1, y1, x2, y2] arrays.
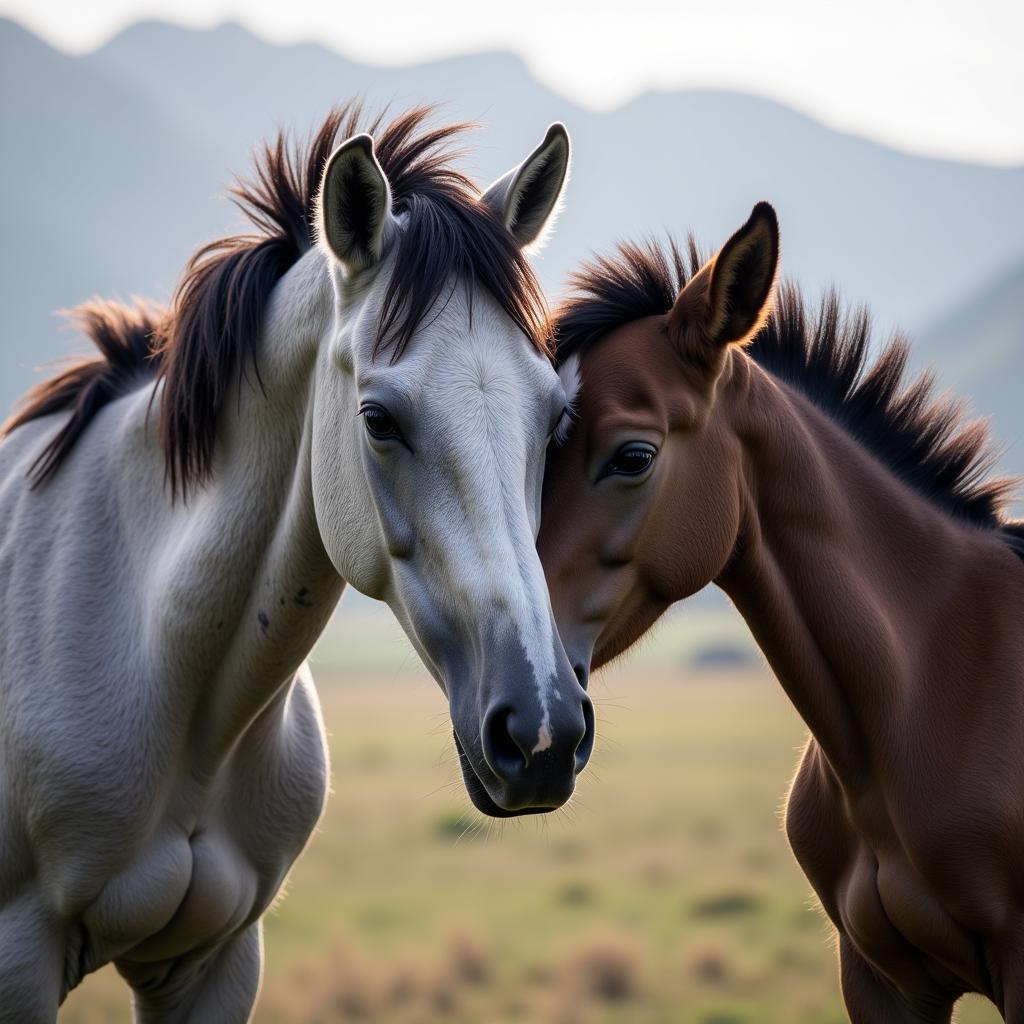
[[784, 740, 995, 998]]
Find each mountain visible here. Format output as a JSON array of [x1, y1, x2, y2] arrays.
[[3, 15, 1024, 474], [0, 18, 234, 410], [86, 20, 1024, 332], [919, 258, 1024, 495]]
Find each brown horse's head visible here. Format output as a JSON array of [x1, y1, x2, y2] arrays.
[[538, 204, 779, 677]]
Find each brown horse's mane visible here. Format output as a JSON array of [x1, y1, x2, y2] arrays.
[[2, 103, 552, 496], [554, 238, 1023, 552]]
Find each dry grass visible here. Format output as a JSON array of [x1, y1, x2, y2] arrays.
[[59, 610, 1003, 1023]]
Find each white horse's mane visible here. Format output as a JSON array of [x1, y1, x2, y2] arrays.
[[2, 102, 554, 499]]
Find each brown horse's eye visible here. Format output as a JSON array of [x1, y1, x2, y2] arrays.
[[599, 442, 657, 481], [361, 404, 401, 441]]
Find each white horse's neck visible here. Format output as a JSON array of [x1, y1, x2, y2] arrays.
[[158, 251, 344, 765]]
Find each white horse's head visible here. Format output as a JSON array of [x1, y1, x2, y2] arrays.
[[310, 117, 592, 816]]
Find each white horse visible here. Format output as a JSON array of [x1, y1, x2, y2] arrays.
[[0, 105, 591, 1022]]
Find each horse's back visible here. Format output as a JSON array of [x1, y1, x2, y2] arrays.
[[1, 388, 159, 673], [0, 392, 175, 899]]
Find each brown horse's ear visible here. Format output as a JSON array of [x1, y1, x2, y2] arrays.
[[669, 203, 779, 366]]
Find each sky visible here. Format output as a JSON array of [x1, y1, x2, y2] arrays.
[[5, 0, 1023, 166]]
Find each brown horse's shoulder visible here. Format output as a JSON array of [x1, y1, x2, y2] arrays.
[[785, 738, 1007, 999], [783, 740, 853, 926]]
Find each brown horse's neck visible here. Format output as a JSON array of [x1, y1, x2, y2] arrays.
[[715, 352, 1018, 789]]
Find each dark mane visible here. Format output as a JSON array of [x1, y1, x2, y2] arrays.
[[555, 238, 1021, 544], [3, 103, 551, 496], [555, 237, 706, 363], [1, 300, 166, 484]]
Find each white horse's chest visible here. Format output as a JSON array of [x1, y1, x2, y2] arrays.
[[77, 669, 328, 965], [89, 827, 259, 967]]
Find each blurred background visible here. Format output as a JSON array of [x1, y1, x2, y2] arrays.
[[2, 1, 1020, 1020]]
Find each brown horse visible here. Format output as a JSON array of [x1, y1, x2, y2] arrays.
[[538, 203, 1024, 1022]]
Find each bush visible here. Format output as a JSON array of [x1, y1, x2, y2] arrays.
[[691, 889, 761, 918], [557, 931, 645, 1004]]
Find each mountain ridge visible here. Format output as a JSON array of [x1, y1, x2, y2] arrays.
[[2, 15, 1021, 487]]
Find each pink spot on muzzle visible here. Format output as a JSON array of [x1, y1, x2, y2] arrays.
[[531, 724, 553, 754]]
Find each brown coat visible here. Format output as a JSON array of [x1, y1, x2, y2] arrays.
[[540, 205, 1024, 1021]]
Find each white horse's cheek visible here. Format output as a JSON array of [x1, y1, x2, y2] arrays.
[[310, 393, 388, 597]]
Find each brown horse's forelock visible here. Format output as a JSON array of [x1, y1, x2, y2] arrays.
[[3, 103, 552, 497], [554, 237, 705, 364], [554, 238, 1021, 545]]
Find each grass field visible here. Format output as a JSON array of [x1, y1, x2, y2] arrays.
[[60, 607, 1000, 1023]]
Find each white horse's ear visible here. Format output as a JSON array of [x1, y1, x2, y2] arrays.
[[482, 123, 570, 251], [317, 134, 398, 273]]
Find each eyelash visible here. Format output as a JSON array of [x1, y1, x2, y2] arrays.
[[360, 404, 402, 441], [597, 442, 658, 481]]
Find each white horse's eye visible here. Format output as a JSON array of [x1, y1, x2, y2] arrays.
[[360, 404, 402, 441]]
